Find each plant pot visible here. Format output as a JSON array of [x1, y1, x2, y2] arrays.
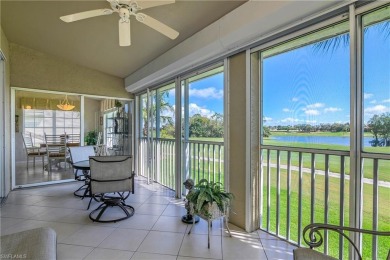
[[190, 202, 225, 220]]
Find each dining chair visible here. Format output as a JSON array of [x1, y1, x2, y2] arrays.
[[44, 133, 67, 173], [88, 155, 135, 223], [66, 133, 81, 147], [22, 132, 46, 171]]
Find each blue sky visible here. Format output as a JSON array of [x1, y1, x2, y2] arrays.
[[163, 20, 389, 125], [263, 23, 389, 126]]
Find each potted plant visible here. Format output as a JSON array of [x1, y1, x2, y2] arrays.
[[186, 179, 234, 219], [114, 100, 122, 118], [84, 130, 97, 145]]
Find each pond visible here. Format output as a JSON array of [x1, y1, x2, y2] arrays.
[[268, 135, 374, 147]]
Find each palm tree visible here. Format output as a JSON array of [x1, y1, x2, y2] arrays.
[[313, 11, 389, 53], [142, 90, 174, 137]]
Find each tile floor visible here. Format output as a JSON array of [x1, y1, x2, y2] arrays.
[[15, 161, 74, 186], [0, 178, 296, 260]]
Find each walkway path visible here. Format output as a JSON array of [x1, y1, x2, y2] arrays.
[[266, 163, 390, 188]]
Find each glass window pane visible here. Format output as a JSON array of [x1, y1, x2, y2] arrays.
[[44, 110, 53, 117], [43, 118, 53, 127], [261, 21, 350, 150], [362, 6, 390, 154], [186, 67, 224, 140]]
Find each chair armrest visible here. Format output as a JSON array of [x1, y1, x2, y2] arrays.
[[303, 223, 390, 260]]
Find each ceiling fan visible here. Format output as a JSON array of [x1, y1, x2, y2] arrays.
[[60, 0, 179, 46]]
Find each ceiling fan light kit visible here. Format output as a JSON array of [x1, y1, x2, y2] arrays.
[[60, 0, 179, 47]]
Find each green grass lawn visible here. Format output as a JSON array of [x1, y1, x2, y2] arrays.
[[262, 167, 390, 259], [149, 136, 389, 259]]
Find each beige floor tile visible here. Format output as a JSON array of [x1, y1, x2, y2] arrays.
[[152, 215, 188, 233], [99, 228, 149, 251], [137, 231, 184, 255], [144, 195, 174, 205], [185, 218, 224, 236], [162, 204, 187, 217], [0, 204, 49, 218], [1, 220, 48, 236], [261, 238, 296, 260], [57, 243, 94, 260], [61, 225, 116, 247], [136, 203, 168, 216], [56, 209, 92, 225], [179, 233, 222, 259], [222, 235, 266, 260], [4, 194, 48, 205], [0, 217, 25, 234], [84, 248, 134, 260], [119, 214, 159, 230], [177, 257, 220, 260], [130, 252, 177, 260], [258, 229, 280, 240], [30, 207, 76, 222]]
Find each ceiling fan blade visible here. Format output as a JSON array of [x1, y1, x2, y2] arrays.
[[119, 19, 131, 46], [136, 13, 179, 39], [136, 0, 175, 10], [60, 9, 113, 23]]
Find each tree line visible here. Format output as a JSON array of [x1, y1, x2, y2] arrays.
[[263, 113, 390, 147], [158, 113, 224, 139], [367, 113, 390, 147], [267, 123, 350, 133]]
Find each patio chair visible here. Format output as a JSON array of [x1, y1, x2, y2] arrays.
[[88, 155, 135, 223], [69, 146, 95, 180], [22, 132, 46, 171], [44, 133, 67, 173], [293, 223, 390, 260]]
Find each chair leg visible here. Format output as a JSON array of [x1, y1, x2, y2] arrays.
[[33, 157, 36, 167], [207, 219, 211, 249], [224, 216, 232, 237], [26, 157, 29, 170]]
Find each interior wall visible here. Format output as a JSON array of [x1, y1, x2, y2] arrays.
[[228, 51, 247, 229], [9, 43, 131, 99], [84, 97, 101, 139], [1, 25, 11, 196]]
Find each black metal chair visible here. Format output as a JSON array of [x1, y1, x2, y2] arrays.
[[88, 155, 135, 223], [293, 223, 390, 260], [69, 146, 96, 199]]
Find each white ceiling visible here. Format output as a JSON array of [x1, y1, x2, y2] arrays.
[[1, 0, 246, 78]]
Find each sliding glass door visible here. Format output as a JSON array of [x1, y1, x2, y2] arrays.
[[138, 84, 176, 188]]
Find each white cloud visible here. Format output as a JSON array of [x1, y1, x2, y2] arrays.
[[364, 105, 390, 115], [281, 117, 301, 123], [264, 117, 272, 122], [370, 100, 377, 104], [307, 103, 325, 109], [282, 108, 291, 112], [188, 103, 214, 118], [168, 89, 175, 97], [304, 109, 320, 115], [324, 107, 342, 113], [189, 87, 223, 99], [382, 99, 390, 103], [291, 97, 298, 102], [364, 93, 373, 99], [306, 120, 317, 124]]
